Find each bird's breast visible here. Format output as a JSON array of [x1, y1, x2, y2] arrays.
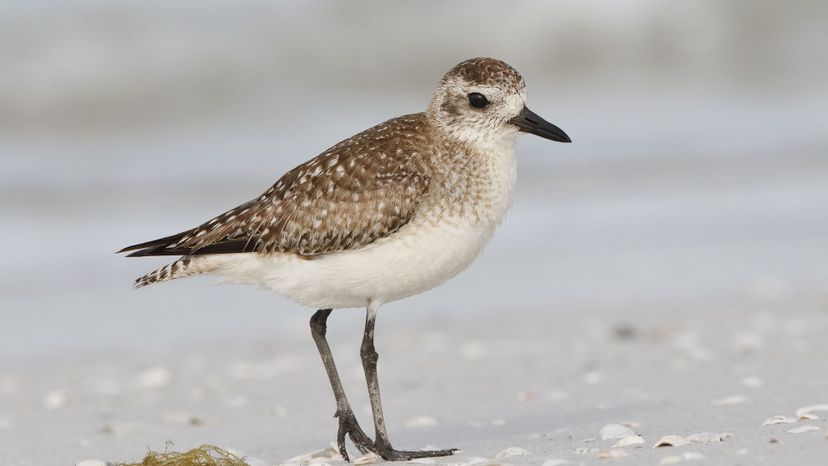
[[431, 144, 517, 226]]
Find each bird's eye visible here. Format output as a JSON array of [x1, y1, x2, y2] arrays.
[[467, 92, 489, 108]]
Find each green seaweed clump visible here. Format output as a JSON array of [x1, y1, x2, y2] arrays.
[[118, 444, 250, 466]]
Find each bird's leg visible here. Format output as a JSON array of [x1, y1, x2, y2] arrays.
[[359, 306, 458, 461], [309, 309, 374, 462]]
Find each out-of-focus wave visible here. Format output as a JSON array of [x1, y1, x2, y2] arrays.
[[1, 0, 826, 133]]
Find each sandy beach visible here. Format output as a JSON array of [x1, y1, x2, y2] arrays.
[[3, 286, 828, 465], [2, 2, 827, 465]]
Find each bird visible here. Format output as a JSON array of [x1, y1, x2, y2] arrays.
[[118, 57, 571, 462]]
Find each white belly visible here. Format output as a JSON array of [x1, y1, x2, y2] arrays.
[[214, 217, 499, 309], [212, 141, 517, 309]]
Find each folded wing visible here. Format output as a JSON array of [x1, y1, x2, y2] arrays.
[[119, 117, 432, 258]]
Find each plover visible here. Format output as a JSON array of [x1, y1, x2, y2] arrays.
[[119, 57, 570, 461]]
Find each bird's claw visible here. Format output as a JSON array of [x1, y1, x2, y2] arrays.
[[373, 444, 459, 462], [335, 409, 374, 462]]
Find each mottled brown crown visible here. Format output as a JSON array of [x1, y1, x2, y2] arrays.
[[441, 57, 525, 90]]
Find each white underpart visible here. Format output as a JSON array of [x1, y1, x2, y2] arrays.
[[208, 141, 518, 310]]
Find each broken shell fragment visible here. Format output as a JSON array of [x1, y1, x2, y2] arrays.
[[795, 404, 828, 418], [762, 415, 796, 426], [613, 435, 645, 447], [653, 435, 689, 448], [788, 425, 820, 434]]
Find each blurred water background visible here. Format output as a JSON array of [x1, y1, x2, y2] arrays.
[[2, 0, 827, 364]]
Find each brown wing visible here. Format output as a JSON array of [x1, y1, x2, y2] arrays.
[[120, 114, 433, 258]]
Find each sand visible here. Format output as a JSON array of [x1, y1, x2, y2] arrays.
[[2, 290, 828, 465]]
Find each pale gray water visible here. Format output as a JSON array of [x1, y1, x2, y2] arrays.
[[2, 89, 826, 363]]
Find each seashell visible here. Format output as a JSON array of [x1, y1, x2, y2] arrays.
[[548, 389, 571, 401], [795, 404, 828, 418], [496, 447, 529, 458], [762, 415, 796, 426], [135, 366, 171, 389], [653, 435, 689, 448], [404, 415, 438, 428], [741, 376, 764, 388], [597, 449, 629, 459], [788, 425, 820, 434], [686, 432, 731, 443], [574, 447, 600, 455], [285, 446, 339, 463], [712, 395, 749, 406], [613, 435, 645, 447], [600, 424, 636, 440], [245, 458, 271, 466], [353, 452, 382, 464], [76, 460, 107, 466], [43, 390, 68, 410]]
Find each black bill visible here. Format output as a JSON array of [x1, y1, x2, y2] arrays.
[[510, 106, 571, 143]]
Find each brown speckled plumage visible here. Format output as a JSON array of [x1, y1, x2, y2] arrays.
[[120, 58, 535, 288], [166, 114, 433, 257], [442, 57, 525, 90]]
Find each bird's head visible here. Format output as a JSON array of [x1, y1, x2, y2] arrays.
[[427, 57, 571, 147]]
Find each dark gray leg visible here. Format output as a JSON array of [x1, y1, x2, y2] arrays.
[[310, 309, 374, 462], [360, 307, 458, 461]]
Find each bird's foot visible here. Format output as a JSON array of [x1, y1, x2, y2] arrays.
[[373, 441, 458, 462], [333, 409, 456, 462], [335, 409, 374, 462]]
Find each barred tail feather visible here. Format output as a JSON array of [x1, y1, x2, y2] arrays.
[[134, 256, 216, 288]]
